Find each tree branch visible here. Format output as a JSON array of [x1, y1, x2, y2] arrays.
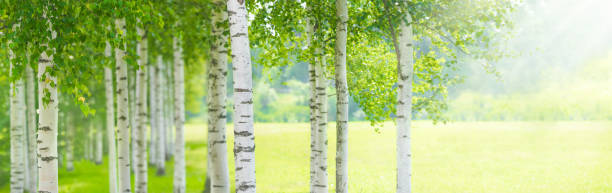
[[381, 0, 401, 65]]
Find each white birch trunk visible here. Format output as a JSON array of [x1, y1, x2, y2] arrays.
[[89, 123, 95, 162], [313, 52, 328, 193], [135, 27, 149, 193], [227, 0, 256, 192], [396, 11, 414, 193], [148, 64, 157, 166], [172, 36, 186, 193], [85, 131, 90, 161], [165, 62, 173, 161], [115, 19, 132, 193], [96, 119, 103, 165], [130, 64, 138, 172], [65, 116, 74, 171], [25, 64, 38, 193], [37, 19, 59, 192], [208, 1, 230, 191], [105, 61, 118, 193], [10, 51, 26, 193], [334, 0, 349, 192], [305, 15, 319, 193], [37, 50, 58, 193], [156, 55, 166, 175]]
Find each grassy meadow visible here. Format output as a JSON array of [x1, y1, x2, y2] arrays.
[[2, 121, 612, 193]]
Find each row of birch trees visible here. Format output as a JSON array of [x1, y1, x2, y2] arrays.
[[3, 1, 219, 193], [2, 0, 517, 193]]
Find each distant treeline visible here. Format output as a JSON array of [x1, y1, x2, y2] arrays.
[[448, 89, 612, 121], [186, 64, 367, 123]]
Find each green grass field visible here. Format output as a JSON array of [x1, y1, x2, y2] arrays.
[[2, 121, 612, 193]]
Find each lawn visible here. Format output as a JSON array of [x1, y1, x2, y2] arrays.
[[2, 121, 612, 192]]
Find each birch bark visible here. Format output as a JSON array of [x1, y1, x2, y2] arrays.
[[37, 20, 59, 193], [165, 61, 173, 161], [10, 50, 26, 193], [86, 129, 92, 161], [334, 0, 349, 192], [208, 1, 230, 191], [305, 15, 318, 193], [96, 118, 103, 165], [155, 55, 166, 175], [172, 36, 186, 193], [313, 53, 328, 193], [115, 19, 132, 193], [105, 60, 118, 193], [396, 10, 414, 193], [65, 116, 74, 171], [227, 0, 256, 192], [135, 27, 149, 193], [25, 64, 37, 192], [130, 63, 138, 172], [148, 64, 157, 166]]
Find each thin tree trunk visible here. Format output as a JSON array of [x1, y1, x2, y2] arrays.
[[130, 63, 138, 172], [334, 0, 349, 192], [115, 19, 132, 193], [96, 118, 103, 165], [85, 129, 90, 161], [395, 10, 414, 193], [22, 55, 30, 193], [10, 52, 26, 193], [66, 115, 74, 171], [156, 55, 166, 176], [173, 36, 186, 193], [25, 64, 38, 193], [89, 122, 95, 162], [313, 51, 328, 193], [208, 1, 230, 191], [105, 60, 118, 193], [37, 25, 59, 193], [227, 0, 256, 192], [148, 64, 157, 166], [165, 61, 173, 161], [135, 27, 149, 193], [306, 14, 318, 193]]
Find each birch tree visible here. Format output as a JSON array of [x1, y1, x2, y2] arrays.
[[105, 66, 118, 192], [10, 48, 26, 193], [86, 127, 93, 161], [395, 8, 414, 193], [156, 55, 166, 175], [95, 118, 103, 165], [206, 1, 230, 192], [305, 13, 319, 193], [165, 60, 173, 161], [65, 115, 74, 171], [37, 18, 59, 193], [148, 63, 157, 166], [342, 1, 518, 192], [25, 64, 37, 193], [227, 0, 256, 192], [314, 52, 328, 193], [130, 63, 138, 172], [172, 35, 186, 193], [134, 26, 149, 193], [310, 4, 330, 191], [105, 40, 118, 193], [37, 50, 57, 193], [115, 18, 132, 193], [334, 0, 349, 192]]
